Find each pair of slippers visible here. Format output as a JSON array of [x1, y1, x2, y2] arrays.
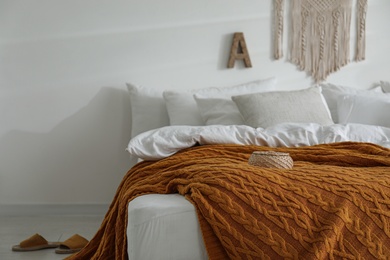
[[12, 233, 89, 254]]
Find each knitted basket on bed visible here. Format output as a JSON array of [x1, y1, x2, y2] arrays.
[[248, 151, 293, 169]]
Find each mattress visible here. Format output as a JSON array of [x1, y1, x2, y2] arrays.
[[127, 194, 208, 260]]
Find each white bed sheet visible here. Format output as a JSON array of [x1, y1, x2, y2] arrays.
[[127, 194, 208, 260], [127, 123, 390, 160]]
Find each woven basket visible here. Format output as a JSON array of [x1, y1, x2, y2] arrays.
[[248, 151, 293, 169]]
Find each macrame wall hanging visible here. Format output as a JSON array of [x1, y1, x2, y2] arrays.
[[274, 0, 368, 82]]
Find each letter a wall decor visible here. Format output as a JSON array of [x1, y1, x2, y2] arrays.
[[228, 32, 252, 68], [274, 0, 368, 82]]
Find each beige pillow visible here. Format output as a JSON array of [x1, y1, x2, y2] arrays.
[[232, 87, 333, 128]]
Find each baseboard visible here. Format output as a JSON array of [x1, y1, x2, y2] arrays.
[[0, 204, 110, 216]]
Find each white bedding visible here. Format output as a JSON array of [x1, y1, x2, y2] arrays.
[[127, 194, 207, 260], [126, 122, 390, 260], [127, 123, 390, 160], [123, 82, 390, 259]]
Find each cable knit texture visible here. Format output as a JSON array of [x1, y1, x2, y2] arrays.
[[67, 142, 390, 259]]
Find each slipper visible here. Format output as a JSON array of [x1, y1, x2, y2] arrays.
[[55, 234, 89, 254], [12, 233, 61, 251]]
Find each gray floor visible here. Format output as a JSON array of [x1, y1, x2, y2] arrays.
[[0, 215, 104, 260]]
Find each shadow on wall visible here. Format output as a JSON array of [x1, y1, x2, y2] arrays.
[[0, 87, 136, 205]]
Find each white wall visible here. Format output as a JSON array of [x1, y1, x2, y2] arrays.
[[0, 0, 389, 209]]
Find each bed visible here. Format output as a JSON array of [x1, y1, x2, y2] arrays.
[[67, 78, 390, 260]]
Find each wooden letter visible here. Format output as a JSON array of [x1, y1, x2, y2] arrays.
[[227, 32, 252, 68]]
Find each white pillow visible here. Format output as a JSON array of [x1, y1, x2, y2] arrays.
[[162, 91, 204, 125], [126, 83, 169, 138], [193, 95, 244, 125], [319, 83, 384, 123], [380, 81, 390, 93], [193, 80, 278, 126], [337, 94, 390, 128], [232, 86, 334, 128], [163, 77, 277, 126]]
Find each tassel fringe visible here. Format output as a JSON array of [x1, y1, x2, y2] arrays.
[[274, 0, 368, 82]]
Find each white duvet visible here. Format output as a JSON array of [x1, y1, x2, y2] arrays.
[[127, 123, 390, 160]]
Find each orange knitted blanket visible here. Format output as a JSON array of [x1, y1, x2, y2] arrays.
[[68, 142, 390, 259]]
